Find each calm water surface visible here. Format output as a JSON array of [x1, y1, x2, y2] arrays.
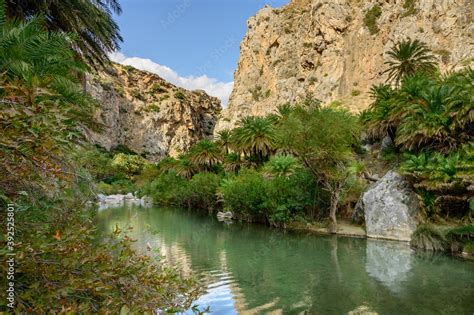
[[96, 206, 474, 315]]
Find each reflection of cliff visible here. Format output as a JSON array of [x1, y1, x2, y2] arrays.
[[365, 240, 413, 293]]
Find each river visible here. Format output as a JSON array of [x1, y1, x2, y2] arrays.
[[96, 206, 474, 314]]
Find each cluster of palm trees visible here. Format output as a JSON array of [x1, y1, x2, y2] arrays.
[[362, 38, 473, 217], [157, 112, 287, 179]]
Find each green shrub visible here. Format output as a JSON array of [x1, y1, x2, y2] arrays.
[[130, 89, 144, 100], [174, 91, 186, 100], [146, 103, 161, 112], [351, 89, 361, 96], [410, 224, 448, 251], [5, 197, 200, 313], [149, 83, 167, 94], [111, 153, 147, 178], [143, 171, 188, 206], [402, 0, 417, 17], [96, 179, 137, 195], [363, 5, 382, 35], [181, 172, 222, 211], [74, 147, 115, 181], [219, 169, 268, 220], [264, 169, 317, 225]]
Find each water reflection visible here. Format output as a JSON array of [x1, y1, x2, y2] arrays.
[[96, 207, 474, 314], [365, 240, 413, 293]]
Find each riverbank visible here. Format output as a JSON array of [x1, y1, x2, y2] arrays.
[[286, 220, 366, 238]]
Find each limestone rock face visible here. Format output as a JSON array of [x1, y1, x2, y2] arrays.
[[362, 171, 419, 241], [216, 0, 473, 131], [84, 64, 221, 160]]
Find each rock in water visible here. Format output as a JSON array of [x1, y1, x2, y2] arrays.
[[362, 171, 419, 242]]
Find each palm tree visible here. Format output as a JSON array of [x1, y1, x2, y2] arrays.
[[188, 140, 222, 171], [175, 157, 197, 179], [232, 116, 279, 165], [263, 155, 300, 178], [275, 103, 294, 122], [223, 153, 241, 174], [215, 129, 232, 154], [384, 38, 437, 86], [0, 5, 97, 195], [5, 0, 123, 67]]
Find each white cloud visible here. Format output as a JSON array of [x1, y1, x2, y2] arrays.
[[109, 52, 233, 106]]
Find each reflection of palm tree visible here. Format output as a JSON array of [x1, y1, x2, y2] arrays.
[[384, 38, 437, 86]]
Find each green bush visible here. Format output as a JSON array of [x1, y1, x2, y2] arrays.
[[410, 224, 448, 251], [219, 168, 317, 224], [351, 89, 361, 96], [264, 169, 316, 226], [111, 153, 147, 178], [3, 196, 200, 313], [402, 0, 417, 17], [96, 179, 137, 195], [143, 171, 188, 206], [363, 5, 382, 35], [181, 172, 222, 211], [174, 91, 186, 100], [219, 169, 268, 220], [149, 83, 167, 94]]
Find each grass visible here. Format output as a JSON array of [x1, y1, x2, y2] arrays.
[[411, 223, 474, 255], [363, 5, 382, 35], [410, 224, 447, 251]]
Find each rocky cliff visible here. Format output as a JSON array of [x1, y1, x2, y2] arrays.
[[216, 0, 473, 131], [84, 64, 221, 160]]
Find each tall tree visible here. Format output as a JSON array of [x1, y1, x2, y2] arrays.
[[216, 129, 232, 154], [279, 106, 360, 233], [232, 116, 279, 165], [384, 38, 437, 86], [5, 0, 122, 67]]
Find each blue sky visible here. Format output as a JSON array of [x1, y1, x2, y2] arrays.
[[111, 0, 289, 105]]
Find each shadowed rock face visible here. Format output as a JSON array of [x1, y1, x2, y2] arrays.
[[362, 171, 419, 241], [216, 0, 473, 132], [84, 63, 221, 160]]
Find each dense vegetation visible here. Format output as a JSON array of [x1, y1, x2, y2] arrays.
[[136, 101, 363, 231], [0, 0, 472, 308], [130, 38, 471, 252], [0, 1, 200, 312]]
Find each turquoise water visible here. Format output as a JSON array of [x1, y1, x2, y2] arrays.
[[96, 206, 474, 314]]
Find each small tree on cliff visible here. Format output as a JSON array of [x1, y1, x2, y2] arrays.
[[278, 105, 360, 233]]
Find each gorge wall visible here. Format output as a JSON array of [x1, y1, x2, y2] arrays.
[[84, 64, 221, 160], [216, 0, 473, 131]]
